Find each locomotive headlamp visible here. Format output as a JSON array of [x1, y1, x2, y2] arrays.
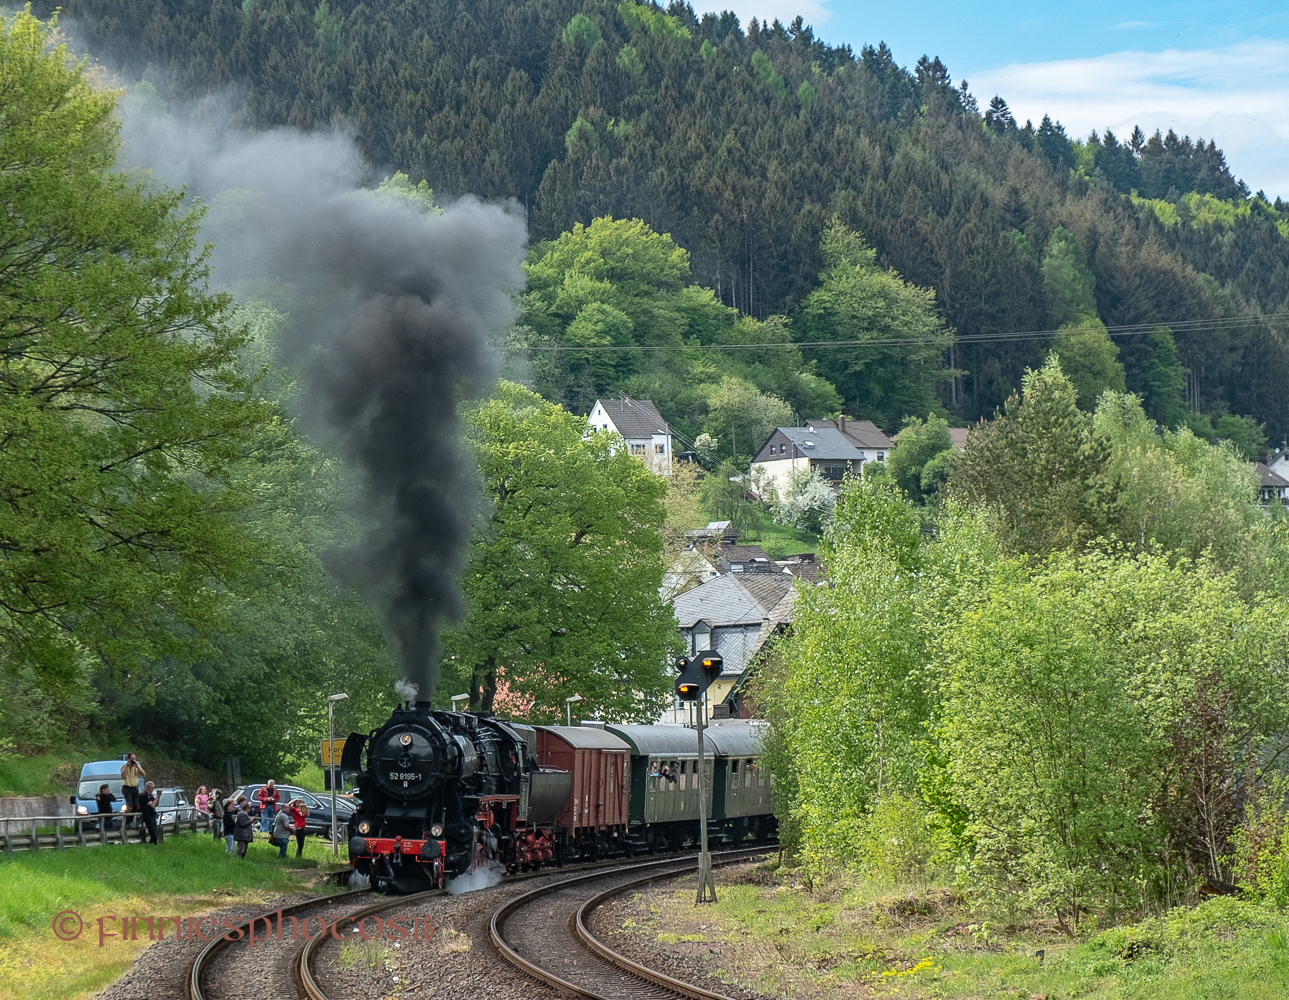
[[430, 823, 444, 838], [399, 733, 413, 746], [358, 820, 372, 835]]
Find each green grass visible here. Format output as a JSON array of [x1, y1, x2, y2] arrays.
[[742, 522, 820, 560], [0, 830, 340, 1000], [286, 761, 326, 793], [605, 864, 1289, 1000], [0, 745, 223, 799]]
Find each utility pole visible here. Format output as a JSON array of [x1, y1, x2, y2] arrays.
[[327, 693, 348, 856]]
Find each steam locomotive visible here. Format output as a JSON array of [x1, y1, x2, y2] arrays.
[[342, 702, 775, 893]]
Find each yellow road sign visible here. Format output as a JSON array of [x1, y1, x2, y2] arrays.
[[320, 738, 347, 766]]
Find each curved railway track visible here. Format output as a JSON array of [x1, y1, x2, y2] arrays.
[[490, 847, 770, 1000], [188, 848, 768, 1000]]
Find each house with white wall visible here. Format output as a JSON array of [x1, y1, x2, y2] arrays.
[[588, 397, 672, 476], [751, 425, 865, 497]]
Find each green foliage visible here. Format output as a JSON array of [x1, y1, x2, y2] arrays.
[[374, 170, 441, 213], [440, 382, 678, 721], [0, 10, 266, 693], [702, 376, 791, 458], [520, 216, 836, 446], [751, 49, 787, 97], [700, 460, 764, 536], [561, 12, 601, 48], [48, 0, 1289, 441], [1048, 317, 1125, 409], [1214, 412, 1267, 461], [886, 414, 953, 505], [1230, 779, 1289, 908], [797, 222, 952, 427], [1136, 326, 1187, 426], [1041, 226, 1098, 326], [313, 0, 342, 61], [951, 358, 1115, 556]]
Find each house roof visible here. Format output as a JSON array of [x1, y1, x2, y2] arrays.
[[673, 574, 765, 628], [1257, 462, 1289, 488], [762, 426, 865, 462], [806, 418, 894, 450], [592, 397, 668, 440], [736, 573, 795, 614], [713, 544, 770, 565]]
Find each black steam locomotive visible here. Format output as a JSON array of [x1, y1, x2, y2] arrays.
[[340, 702, 570, 893]]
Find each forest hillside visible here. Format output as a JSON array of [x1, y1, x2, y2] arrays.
[[47, 0, 1289, 440]]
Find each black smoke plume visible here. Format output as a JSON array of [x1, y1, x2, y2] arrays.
[[117, 99, 526, 699]]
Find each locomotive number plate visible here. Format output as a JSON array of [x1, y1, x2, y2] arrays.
[[390, 772, 423, 781]]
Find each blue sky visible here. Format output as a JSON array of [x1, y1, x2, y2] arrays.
[[709, 2, 1289, 197]]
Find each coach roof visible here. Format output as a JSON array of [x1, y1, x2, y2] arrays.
[[599, 724, 717, 756]]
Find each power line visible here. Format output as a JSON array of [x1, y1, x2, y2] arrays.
[[513, 312, 1289, 352]]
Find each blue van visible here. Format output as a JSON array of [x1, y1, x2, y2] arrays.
[[70, 758, 129, 829]]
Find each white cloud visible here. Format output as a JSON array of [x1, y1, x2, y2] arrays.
[[971, 41, 1289, 198], [696, 1, 832, 29]]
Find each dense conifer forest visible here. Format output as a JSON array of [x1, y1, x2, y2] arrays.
[[45, 0, 1289, 439]]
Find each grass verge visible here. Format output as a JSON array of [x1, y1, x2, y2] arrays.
[[600, 862, 1289, 999], [0, 829, 342, 1000], [0, 746, 223, 799]]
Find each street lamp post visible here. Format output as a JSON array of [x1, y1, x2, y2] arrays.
[[327, 693, 348, 856], [565, 693, 583, 727], [450, 693, 470, 712]]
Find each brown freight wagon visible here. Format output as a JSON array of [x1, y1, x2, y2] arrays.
[[533, 725, 630, 860]]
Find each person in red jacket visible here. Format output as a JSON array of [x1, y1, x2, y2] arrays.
[[257, 780, 280, 833], [288, 797, 309, 858]]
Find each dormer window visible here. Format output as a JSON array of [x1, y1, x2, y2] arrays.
[[693, 620, 712, 653]]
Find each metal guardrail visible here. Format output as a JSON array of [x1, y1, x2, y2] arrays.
[[0, 810, 211, 853]]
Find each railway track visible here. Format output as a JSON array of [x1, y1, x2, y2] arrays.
[[188, 848, 768, 1000], [490, 847, 771, 1000]]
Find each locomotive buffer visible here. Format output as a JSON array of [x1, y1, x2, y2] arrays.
[[676, 652, 723, 904]]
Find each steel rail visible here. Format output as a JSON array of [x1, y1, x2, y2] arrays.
[[489, 847, 770, 1000], [573, 857, 769, 999], [187, 888, 370, 1000]]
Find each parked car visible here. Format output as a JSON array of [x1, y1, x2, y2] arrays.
[[229, 784, 353, 838], [71, 758, 129, 829], [155, 787, 197, 826]]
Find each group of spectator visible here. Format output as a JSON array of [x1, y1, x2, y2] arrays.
[[92, 753, 160, 844], [90, 756, 312, 859], [202, 779, 310, 859]]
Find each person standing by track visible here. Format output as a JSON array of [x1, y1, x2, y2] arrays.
[[233, 802, 254, 858], [271, 805, 293, 859], [288, 797, 309, 858], [257, 780, 280, 833], [222, 796, 238, 853], [138, 781, 159, 845], [209, 789, 224, 841], [119, 754, 145, 827]]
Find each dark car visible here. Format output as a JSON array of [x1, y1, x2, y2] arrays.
[[229, 784, 352, 838]]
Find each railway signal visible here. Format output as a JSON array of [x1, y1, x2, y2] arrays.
[[677, 651, 721, 904]]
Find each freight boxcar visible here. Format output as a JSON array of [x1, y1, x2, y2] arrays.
[[533, 725, 630, 860]]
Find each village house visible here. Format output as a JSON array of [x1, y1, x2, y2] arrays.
[[1257, 461, 1289, 506], [751, 425, 865, 497], [804, 416, 895, 462], [665, 571, 796, 723], [587, 397, 672, 475]]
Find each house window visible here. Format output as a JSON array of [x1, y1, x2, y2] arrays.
[[820, 462, 847, 480], [693, 621, 711, 653], [655, 443, 666, 454], [630, 443, 646, 455], [877, 452, 884, 461]]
